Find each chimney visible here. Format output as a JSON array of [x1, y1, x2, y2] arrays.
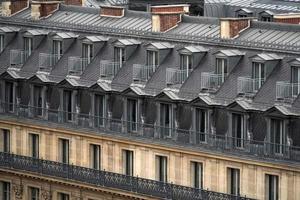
[[273, 13, 300, 24], [151, 4, 189, 32], [100, 5, 125, 18], [220, 18, 251, 39], [2, 0, 29, 17], [31, 1, 60, 20], [64, 0, 83, 6]]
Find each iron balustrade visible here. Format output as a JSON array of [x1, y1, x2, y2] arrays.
[[68, 57, 90, 76], [237, 77, 264, 95], [1, 102, 300, 163], [132, 64, 158, 82], [100, 60, 122, 79], [10, 49, 30, 68], [276, 81, 300, 100], [200, 72, 227, 91], [166, 68, 192, 85], [39, 53, 62, 72], [0, 152, 254, 200]]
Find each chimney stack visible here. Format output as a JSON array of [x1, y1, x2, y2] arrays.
[[273, 13, 300, 24], [151, 4, 189, 32], [100, 5, 125, 18], [64, 0, 83, 6], [220, 18, 251, 39], [2, 0, 29, 17], [31, 1, 60, 20]]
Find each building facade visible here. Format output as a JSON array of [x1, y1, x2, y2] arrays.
[[0, 1, 300, 200]]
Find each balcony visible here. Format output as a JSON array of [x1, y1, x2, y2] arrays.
[[166, 68, 191, 85], [100, 60, 121, 79], [0, 152, 254, 200], [1, 101, 300, 164], [132, 64, 157, 82], [237, 77, 264, 95], [200, 72, 226, 91], [68, 57, 89, 76], [10, 50, 30, 68], [39, 53, 62, 73], [276, 81, 300, 100]]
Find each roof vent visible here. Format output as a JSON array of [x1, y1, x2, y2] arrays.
[[2, 0, 29, 17], [31, 1, 60, 20], [100, 5, 125, 18], [220, 18, 252, 39]]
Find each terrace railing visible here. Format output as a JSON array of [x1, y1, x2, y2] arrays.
[[276, 81, 300, 100], [166, 68, 191, 85], [200, 72, 226, 91], [10, 49, 30, 68], [39, 53, 62, 72], [0, 152, 254, 200], [1, 101, 300, 163], [100, 60, 121, 79], [132, 64, 157, 82], [237, 77, 265, 95], [68, 57, 89, 76]]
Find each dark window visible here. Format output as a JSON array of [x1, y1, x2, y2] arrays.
[[94, 94, 104, 127], [0, 129, 10, 153], [58, 193, 69, 200], [227, 168, 240, 195], [63, 90, 72, 121], [123, 150, 134, 176], [190, 162, 203, 188], [114, 47, 125, 65], [291, 66, 300, 96], [0, 34, 4, 53], [5, 82, 14, 112], [232, 113, 245, 148], [29, 133, 39, 158], [127, 99, 137, 132], [156, 155, 167, 182], [90, 144, 101, 170], [270, 119, 284, 154], [147, 50, 158, 66], [0, 181, 10, 200], [82, 43, 93, 67], [33, 85, 43, 116], [24, 37, 33, 59], [59, 139, 69, 164], [52, 40, 63, 59], [196, 108, 206, 142], [265, 174, 279, 200], [261, 16, 271, 22], [29, 187, 39, 200], [160, 103, 172, 137]]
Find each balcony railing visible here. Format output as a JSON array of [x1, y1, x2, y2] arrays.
[[1, 101, 300, 164], [100, 60, 121, 79], [39, 53, 62, 72], [237, 77, 264, 95], [0, 152, 254, 200], [10, 50, 30, 68], [132, 64, 157, 82], [276, 81, 300, 100], [68, 57, 90, 76], [166, 68, 191, 85], [200, 72, 227, 91]]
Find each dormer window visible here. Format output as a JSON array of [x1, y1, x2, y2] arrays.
[[0, 34, 4, 53], [252, 62, 265, 90], [259, 11, 274, 22], [180, 54, 193, 74], [114, 46, 125, 66], [24, 36, 33, 59], [147, 50, 158, 67], [82, 43, 94, 64], [160, 103, 173, 137], [262, 16, 271, 22], [52, 39, 63, 59], [270, 118, 284, 154], [216, 58, 228, 83]]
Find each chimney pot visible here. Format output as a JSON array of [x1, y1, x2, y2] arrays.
[[31, 1, 60, 20], [220, 18, 252, 39], [2, 0, 29, 17]]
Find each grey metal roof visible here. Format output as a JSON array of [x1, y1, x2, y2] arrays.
[[25, 29, 48, 36], [84, 35, 109, 42], [115, 39, 141, 46], [215, 49, 245, 56], [0, 26, 20, 33], [236, 8, 253, 13], [147, 42, 174, 49], [180, 46, 209, 53], [55, 32, 78, 39], [251, 53, 283, 61]]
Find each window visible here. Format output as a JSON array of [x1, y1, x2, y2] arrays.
[[270, 119, 284, 154], [28, 187, 39, 200], [227, 168, 240, 196], [63, 90, 72, 121], [122, 150, 134, 176], [52, 40, 63, 61], [0, 34, 4, 53], [94, 94, 104, 127], [147, 50, 158, 67], [291, 66, 300, 96], [195, 108, 207, 142], [216, 58, 228, 83], [58, 193, 69, 200], [238, 14, 248, 18], [232, 113, 245, 148], [180, 54, 193, 75], [59, 139, 69, 164], [160, 103, 172, 137], [5, 82, 14, 112], [252, 62, 265, 90], [127, 99, 137, 132], [29, 133, 39, 158], [90, 144, 101, 170], [265, 174, 278, 200], [82, 43, 93, 66], [114, 47, 125, 66], [0, 129, 10, 153], [0, 181, 10, 200], [33, 85, 43, 116], [190, 162, 203, 189], [155, 155, 167, 182], [261, 16, 271, 22], [24, 37, 33, 58]]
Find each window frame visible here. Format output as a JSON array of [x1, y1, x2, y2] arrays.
[[29, 133, 39, 158], [59, 138, 70, 164], [89, 144, 101, 170], [190, 161, 203, 189], [155, 155, 168, 182], [216, 57, 228, 83], [265, 174, 279, 200], [227, 167, 240, 196], [122, 149, 134, 176]]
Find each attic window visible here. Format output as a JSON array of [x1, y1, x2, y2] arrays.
[[114, 46, 125, 65], [216, 58, 228, 83], [52, 39, 62, 58], [82, 43, 94, 65], [235, 8, 253, 18], [180, 54, 193, 72], [0, 34, 4, 53], [147, 50, 158, 66], [24, 36, 33, 58]]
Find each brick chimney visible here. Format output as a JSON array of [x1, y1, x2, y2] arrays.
[[31, 1, 60, 20], [220, 18, 251, 39], [151, 4, 189, 32], [2, 0, 29, 17], [64, 0, 82, 6], [100, 5, 124, 18], [273, 13, 300, 24]]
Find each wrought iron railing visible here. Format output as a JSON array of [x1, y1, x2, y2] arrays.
[[200, 72, 227, 91], [132, 64, 157, 82], [1, 102, 300, 163], [100, 60, 122, 79], [68, 57, 90, 76], [39, 53, 62, 72], [166, 68, 191, 85], [10, 49, 30, 68], [237, 77, 264, 95], [276, 81, 300, 100], [0, 152, 254, 200]]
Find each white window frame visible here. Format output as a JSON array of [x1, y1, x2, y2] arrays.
[[0, 34, 4, 53], [24, 36, 33, 58], [180, 54, 193, 76], [216, 58, 228, 83]]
